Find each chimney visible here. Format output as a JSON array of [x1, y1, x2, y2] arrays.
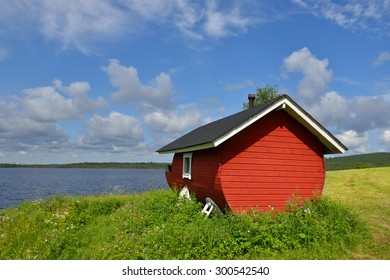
[[248, 94, 255, 109]]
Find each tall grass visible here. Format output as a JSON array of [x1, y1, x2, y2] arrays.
[[0, 189, 368, 260]]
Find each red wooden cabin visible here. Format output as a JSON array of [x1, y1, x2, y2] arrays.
[[156, 94, 347, 212]]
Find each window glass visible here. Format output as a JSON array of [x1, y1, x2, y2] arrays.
[[182, 153, 192, 179]]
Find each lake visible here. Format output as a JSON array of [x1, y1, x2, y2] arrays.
[[0, 168, 168, 210]]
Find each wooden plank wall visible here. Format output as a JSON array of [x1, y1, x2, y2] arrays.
[[166, 148, 228, 210], [220, 110, 325, 211]]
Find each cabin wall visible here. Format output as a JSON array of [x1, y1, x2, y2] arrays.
[[220, 110, 325, 211], [165, 147, 227, 209]]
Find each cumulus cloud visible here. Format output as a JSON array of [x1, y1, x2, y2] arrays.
[[79, 112, 144, 150], [282, 47, 390, 153], [308, 92, 390, 134], [144, 107, 204, 134], [283, 47, 332, 104], [0, 79, 108, 155], [0, 113, 69, 152], [349, 95, 390, 132], [22, 80, 107, 122], [309, 91, 349, 126], [103, 59, 208, 139], [336, 130, 370, 154], [104, 59, 173, 110], [381, 130, 390, 148]]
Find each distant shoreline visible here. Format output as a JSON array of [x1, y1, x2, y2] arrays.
[[0, 162, 168, 169]]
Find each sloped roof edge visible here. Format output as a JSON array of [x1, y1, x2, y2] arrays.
[[156, 94, 347, 154]]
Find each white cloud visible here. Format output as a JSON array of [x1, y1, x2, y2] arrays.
[[283, 47, 332, 104], [0, 79, 109, 154], [38, 0, 128, 53], [0, 114, 69, 151], [372, 51, 390, 66], [381, 130, 390, 149], [144, 107, 203, 134], [308, 92, 390, 133], [22, 80, 107, 122], [0, 0, 129, 54], [80, 112, 144, 148], [282, 47, 390, 154], [349, 95, 390, 132], [101, 58, 216, 153], [0, 0, 259, 52], [336, 130, 370, 154], [204, 0, 253, 37], [222, 79, 254, 91], [292, 0, 390, 37], [104, 59, 173, 110], [0, 91, 69, 150], [309, 91, 349, 126], [0, 48, 8, 61]]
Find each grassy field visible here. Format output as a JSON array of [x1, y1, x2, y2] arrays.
[[0, 167, 388, 260], [323, 167, 390, 259]]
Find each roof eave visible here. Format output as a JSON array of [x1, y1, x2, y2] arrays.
[[156, 142, 215, 154]]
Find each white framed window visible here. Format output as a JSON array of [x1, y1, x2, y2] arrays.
[[182, 153, 192, 179]]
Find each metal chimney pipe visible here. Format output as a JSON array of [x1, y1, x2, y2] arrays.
[[248, 94, 255, 109]]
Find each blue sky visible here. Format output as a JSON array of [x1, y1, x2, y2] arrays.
[[0, 0, 389, 164]]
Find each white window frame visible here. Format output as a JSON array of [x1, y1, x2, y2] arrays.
[[182, 153, 192, 179]]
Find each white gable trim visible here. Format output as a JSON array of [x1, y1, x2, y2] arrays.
[[158, 96, 346, 154], [213, 99, 286, 147], [213, 97, 346, 154], [283, 99, 347, 154]]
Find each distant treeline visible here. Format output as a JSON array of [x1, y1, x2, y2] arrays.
[[325, 152, 390, 171], [1, 152, 389, 171], [0, 162, 168, 169]]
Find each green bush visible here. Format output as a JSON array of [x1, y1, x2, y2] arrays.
[[0, 190, 368, 260]]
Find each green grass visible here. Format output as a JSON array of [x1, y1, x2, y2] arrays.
[[323, 167, 390, 259], [0, 186, 371, 260], [2, 167, 388, 260]]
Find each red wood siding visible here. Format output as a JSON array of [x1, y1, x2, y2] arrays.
[[165, 147, 227, 210], [165, 153, 186, 189], [220, 110, 325, 212]]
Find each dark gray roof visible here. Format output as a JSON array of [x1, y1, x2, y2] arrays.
[[156, 94, 347, 154]]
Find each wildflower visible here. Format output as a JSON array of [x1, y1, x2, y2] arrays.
[[304, 208, 311, 214]]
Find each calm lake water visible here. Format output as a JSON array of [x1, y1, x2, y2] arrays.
[[0, 168, 168, 210]]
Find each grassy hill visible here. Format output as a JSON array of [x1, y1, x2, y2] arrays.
[[1, 167, 389, 260], [325, 152, 390, 171]]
